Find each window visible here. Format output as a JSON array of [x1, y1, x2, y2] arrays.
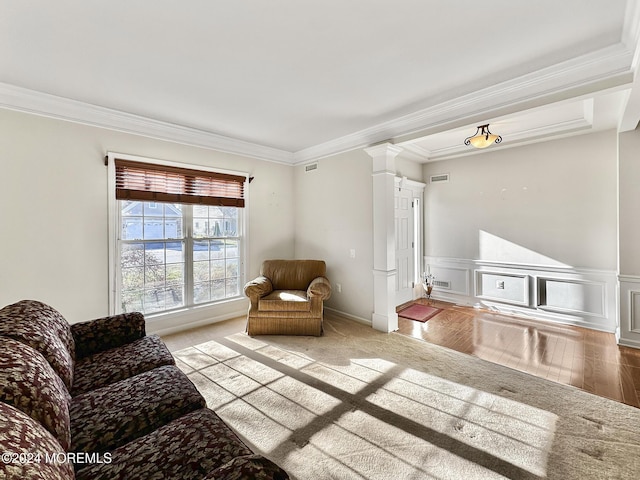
[[108, 154, 247, 316]]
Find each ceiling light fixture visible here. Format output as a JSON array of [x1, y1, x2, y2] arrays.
[[464, 124, 502, 149]]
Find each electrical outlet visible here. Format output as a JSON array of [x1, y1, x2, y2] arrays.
[[349, 249, 356, 259], [496, 280, 505, 290], [336, 283, 342, 293]]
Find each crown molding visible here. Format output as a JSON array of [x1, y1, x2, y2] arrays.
[[1, 41, 635, 166], [0, 82, 295, 165], [293, 42, 634, 164]]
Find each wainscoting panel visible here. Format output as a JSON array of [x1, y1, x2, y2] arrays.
[[476, 271, 529, 306], [537, 277, 605, 317], [427, 265, 470, 297], [619, 276, 640, 349], [424, 256, 618, 333]]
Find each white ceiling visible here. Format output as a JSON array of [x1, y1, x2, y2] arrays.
[[1, 0, 640, 164]]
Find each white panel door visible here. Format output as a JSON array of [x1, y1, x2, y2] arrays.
[[395, 187, 414, 305]]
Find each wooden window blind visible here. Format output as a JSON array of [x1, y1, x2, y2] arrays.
[[114, 159, 245, 207]]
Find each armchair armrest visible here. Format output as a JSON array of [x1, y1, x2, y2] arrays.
[[308, 276, 332, 300], [244, 276, 273, 300], [71, 312, 146, 359]]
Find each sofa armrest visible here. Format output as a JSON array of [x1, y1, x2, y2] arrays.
[[71, 312, 146, 359], [308, 276, 332, 300], [244, 276, 273, 300]]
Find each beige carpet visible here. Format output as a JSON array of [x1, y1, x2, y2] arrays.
[[173, 314, 640, 479]]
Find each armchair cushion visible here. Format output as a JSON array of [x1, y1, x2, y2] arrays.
[[71, 312, 145, 359], [0, 300, 75, 391], [259, 290, 310, 312]]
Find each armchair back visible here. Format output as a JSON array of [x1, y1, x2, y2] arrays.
[[261, 260, 327, 290]]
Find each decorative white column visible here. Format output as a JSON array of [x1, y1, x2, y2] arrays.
[[365, 143, 403, 332]]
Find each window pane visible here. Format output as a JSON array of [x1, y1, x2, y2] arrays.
[[226, 258, 238, 278], [121, 243, 144, 266], [122, 217, 143, 240], [225, 239, 239, 258], [194, 282, 210, 304], [193, 241, 209, 261], [211, 279, 225, 300], [194, 261, 210, 283], [166, 264, 184, 286], [210, 240, 224, 259], [166, 242, 184, 264], [225, 277, 239, 298], [144, 218, 165, 239], [211, 260, 225, 280], [224, 218, 237, 237], [121, 290, 143, 313], [122, 267, 144, 290]]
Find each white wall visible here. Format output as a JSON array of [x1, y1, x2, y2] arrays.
[[293, 150, 374, 322], [619, 128, 640, 275], [618, 128, 640, 347], [0, 109, 294, 324], [422, 130, 619, 331], [423, 130, 618, 269]]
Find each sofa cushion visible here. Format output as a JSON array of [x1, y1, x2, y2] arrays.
[[71, 334, 175, 396], [76, 408, 254, 480], [259, 290, 310, 312], [0, 402, 74, 480], [70, 365, 205, 455], [0, 337, 72, 451], [0, 300, 75, 391]]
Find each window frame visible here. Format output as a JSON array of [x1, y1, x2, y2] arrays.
[[107, 152, 249, 318]]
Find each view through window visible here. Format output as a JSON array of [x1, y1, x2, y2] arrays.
[[119, 201, 242, 314]]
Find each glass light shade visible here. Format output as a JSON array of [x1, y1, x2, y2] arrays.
[[464, 124, 502, 149], [468, 133, 499, 148]]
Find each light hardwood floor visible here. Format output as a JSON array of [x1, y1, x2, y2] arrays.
[[162, 301, 640, 409], [397, 299, 640, 409]]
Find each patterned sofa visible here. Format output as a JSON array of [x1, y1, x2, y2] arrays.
[[0, 300, 288, 480]]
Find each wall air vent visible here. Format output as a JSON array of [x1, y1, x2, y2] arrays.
[[305, 162, 319, 172], [433, 280, 451, 289], [430, 173, 449, 183]]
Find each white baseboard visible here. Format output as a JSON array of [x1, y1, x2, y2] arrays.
[[325, 307, 372, 326], [148, 298, 248, 336]]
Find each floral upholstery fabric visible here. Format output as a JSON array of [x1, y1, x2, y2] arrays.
[[0, 402, 74, 480], [76, 408, 259, 480], [0, 300, 75, 391], [71, 334, 175, 396], [70, 365, 205, 455], [71, 312, 145, 359], [0, 337, 71, 451], [207, 454, 290, 480]]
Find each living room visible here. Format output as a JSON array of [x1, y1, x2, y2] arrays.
[[2, 1, 640, 478]]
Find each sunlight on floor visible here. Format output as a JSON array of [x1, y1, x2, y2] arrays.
[[174, 333, 558, 479]]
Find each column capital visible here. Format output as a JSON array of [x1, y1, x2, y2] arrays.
[[364, 143, 404, 159]]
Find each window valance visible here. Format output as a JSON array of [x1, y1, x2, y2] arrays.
[[114, 159, 245, 207]]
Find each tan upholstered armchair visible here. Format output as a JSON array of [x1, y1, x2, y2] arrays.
[[244, 260, 332, 336]]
